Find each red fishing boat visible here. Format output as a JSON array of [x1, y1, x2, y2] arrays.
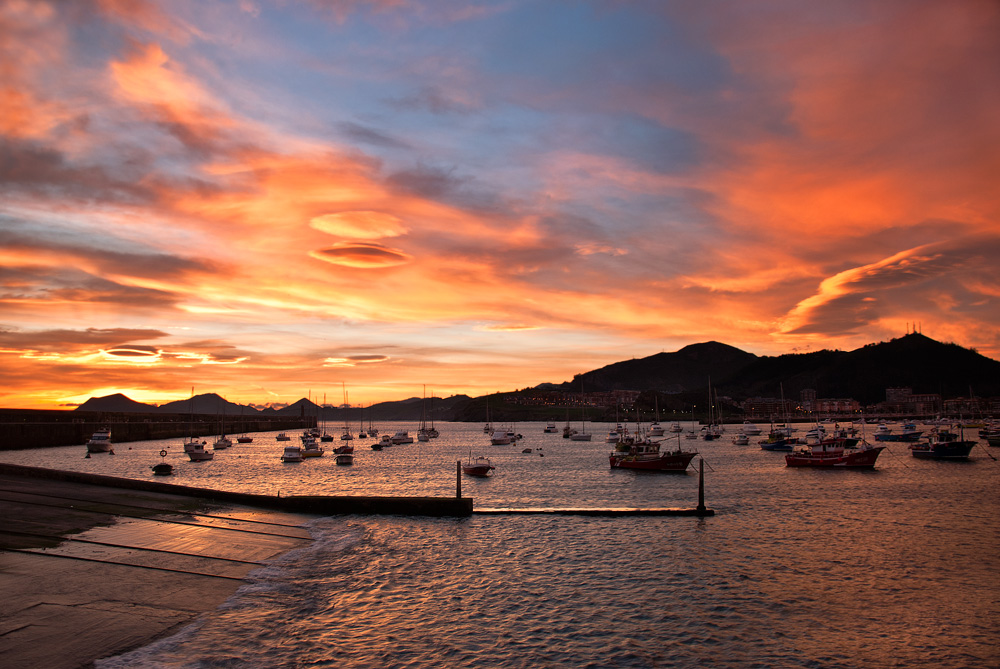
[[785, 439, 884, 468], [609, 437, 697, 472]]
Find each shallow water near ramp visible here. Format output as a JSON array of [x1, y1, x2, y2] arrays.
[[5, 421, 997, 667]]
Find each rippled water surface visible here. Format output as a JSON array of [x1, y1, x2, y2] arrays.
[[5, 421, 998, 667]]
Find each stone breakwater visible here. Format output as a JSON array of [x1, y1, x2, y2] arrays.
[[0, 409, 314, 450]]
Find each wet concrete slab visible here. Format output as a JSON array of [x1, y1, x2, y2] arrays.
[[0, 472, 314, 669]]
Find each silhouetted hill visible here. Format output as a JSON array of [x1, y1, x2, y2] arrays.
[[158, 393, 256, 415], [553, 341, 759, 393], [544, 333, 1000, 405], [75, 393, 158, 413], [721, 333, 1000, 404]]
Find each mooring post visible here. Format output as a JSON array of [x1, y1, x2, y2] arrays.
[[456, 460, 462, 499], [697, 458, 706, 514]]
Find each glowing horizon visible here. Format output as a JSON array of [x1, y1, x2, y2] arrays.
[[1, 1, 997, 410]]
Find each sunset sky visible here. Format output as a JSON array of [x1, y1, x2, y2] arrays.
[[1, 0, 998, 410]]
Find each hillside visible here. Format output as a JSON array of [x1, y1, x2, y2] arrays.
[[558, 341, 759, 393], [72, 334, 999, 421]]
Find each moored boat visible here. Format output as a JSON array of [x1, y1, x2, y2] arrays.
[[237, 436, 253, 443], [909, 428, 976, 460], [85, 427, 113, 453], [544, 422, 559, 433], [301, 437, 325, 457], [609, 437, 697, 472], [785, 440, 884, 468], [276, 432, 290, 441], [335, 452, 354, 465], [874, 422, 923, 442], [151, 462, 174, 476], [187, 441, 215, 462], [280, 444, 303, 462], [390, 431, 413, 445], [462, 454, 495, 477]]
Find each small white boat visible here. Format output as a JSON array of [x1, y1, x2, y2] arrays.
[[669, 422, 683, 433], [213, 435, 232, 450], [183, 437, 205, 454], [280, 444, 303, 462], [187, 442, 214, 462], [390, 431, 413, 445], [276, 432, 290, 441], [732, 432, 750, 446], [301, 437, 325, 457], [648, 422, 665, 437], [491, 431, 512, 445], [741, 421, 762, 436], [85, 427, 113, 453], [543, 422, 559, 433]]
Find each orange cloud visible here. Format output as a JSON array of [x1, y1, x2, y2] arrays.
[[309, 211, 408, 239], [309, 242, 413, 268]]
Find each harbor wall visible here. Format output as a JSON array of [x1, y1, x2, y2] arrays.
[[0, 463, 474, 517], [0, 409, 315, 450]]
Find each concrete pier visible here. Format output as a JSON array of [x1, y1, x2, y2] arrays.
[[0, 463, 474, 517]]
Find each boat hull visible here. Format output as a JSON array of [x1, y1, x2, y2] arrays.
[[785, 446, 884, 468], [86, 428, 112, 453], [609, 451, 697, 472], [462, 464, 494, 477], [874, 433, 922, 442], [760, 440, 794, 451], [909, 441, 975, 460]]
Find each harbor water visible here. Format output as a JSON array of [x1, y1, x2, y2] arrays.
[[3, 421, 997, 667]]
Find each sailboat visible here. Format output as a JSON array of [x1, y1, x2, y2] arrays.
[[183, 390, 213, 461], [701, 378, 721, 441], [320, 393, 334, 442], [649, 396, 665, 436], [213, 397, 232, 450], [570, 381, 592, 441], [340, 384, 353, 441], [427, 391, 439, 438], [418, 386, 431, 442], [236, 403, 254, 443]]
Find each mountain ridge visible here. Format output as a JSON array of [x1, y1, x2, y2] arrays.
[[73, 333, 1000, 419]]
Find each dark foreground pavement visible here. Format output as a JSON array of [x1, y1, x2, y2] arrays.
[[0, 472, 314, 669]]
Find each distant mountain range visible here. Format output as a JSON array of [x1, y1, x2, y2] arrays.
[[75, 333, 999, 420], [559, 333, 1000, 404]]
